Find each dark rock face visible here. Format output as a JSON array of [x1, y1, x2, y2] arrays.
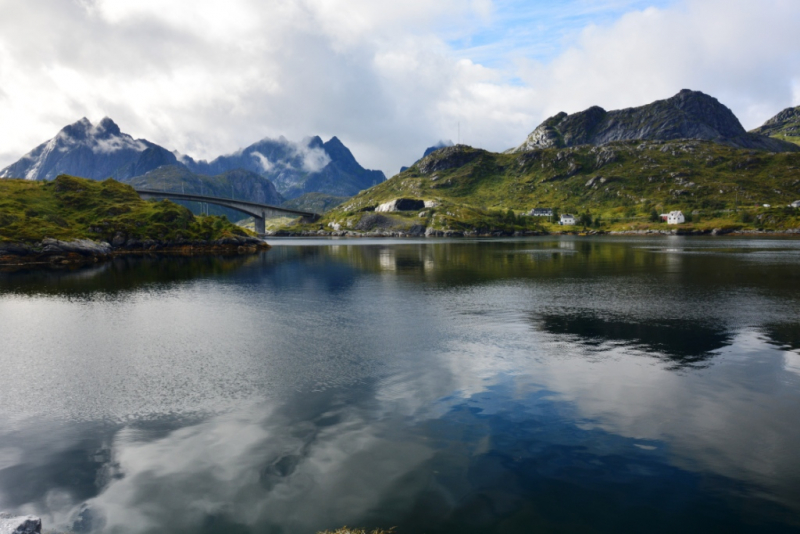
[[0, 118, 178, 181], [417, 145, 484, 174], [514, 90, 800, 153], [750, 106, 800, 145]]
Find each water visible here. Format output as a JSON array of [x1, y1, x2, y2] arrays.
[[1, 237, 799, 533]]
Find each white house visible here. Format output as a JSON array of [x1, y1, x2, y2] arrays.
[[667, 211, 685, 224], [790, 200, 800, 208], [560, 214, 575, 225]]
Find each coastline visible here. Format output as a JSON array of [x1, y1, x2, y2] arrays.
[[265, 228, 800, 238], [0, 236, 269, 270]]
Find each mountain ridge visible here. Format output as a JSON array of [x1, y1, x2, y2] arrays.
[[512, 90, 799, 154], [750, 106, 800, 146], [0, 119, 385, 200]]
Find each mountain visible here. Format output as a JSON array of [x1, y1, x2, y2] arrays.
[[127, 165, 285, 222], [512, 90, 799, 154], [399, 140, 454, 173], [181, 135, 385, 199], [0, 118, 178, 181], [1, 119, 386, 200], [281, 192, 349, 213], [750, 106, 800, 146]]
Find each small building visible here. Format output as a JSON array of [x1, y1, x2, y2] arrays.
[[529, 208, 553, 217], [660, 213, 669, 221], [560, 214, 575, 226], [791, 200, 800, 208], [667, 211, 685, 225]]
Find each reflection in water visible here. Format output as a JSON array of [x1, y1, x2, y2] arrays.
[[1, 237, 800, 533], [535, 313, 732, 368]]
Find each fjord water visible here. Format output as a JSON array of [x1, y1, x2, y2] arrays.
[[1, 237, 800, 534]]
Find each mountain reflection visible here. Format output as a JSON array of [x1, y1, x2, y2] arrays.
[[534, 313, 732, 369], [0, 254, 259, 296], [762, 323, 800, 352]]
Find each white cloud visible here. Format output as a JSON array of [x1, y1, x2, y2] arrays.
[[0, 0, 798, 178], [250, 151, 273, 172], [518, 0, 800, 131]]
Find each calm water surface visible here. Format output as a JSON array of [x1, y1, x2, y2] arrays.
[[1, 237, 799, 533]]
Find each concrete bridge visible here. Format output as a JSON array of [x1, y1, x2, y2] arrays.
[[135, 189, 320, 234]]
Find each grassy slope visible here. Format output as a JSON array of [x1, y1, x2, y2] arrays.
[[0, 175, 253, 243], [310, 140, 800, 233]]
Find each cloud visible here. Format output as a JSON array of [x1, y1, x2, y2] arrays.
[[295, 140, 332, 173], [250, 151, 273, 172], [0, 0, 798, 178], [518, 0, 800, 130]]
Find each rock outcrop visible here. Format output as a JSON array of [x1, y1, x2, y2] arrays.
[[417, 145, 484, 175], [0, 513, 41, 534], [512, 90, 800, 153], [750, 106, 800, 146], [400, 140, 454, 173]]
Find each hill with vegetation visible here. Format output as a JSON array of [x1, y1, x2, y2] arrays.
[[750, 106, 800, 147], [0, 175, 264, 266], [291, 140, 800, 236]]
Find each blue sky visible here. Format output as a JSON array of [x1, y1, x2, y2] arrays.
[[448, 0, 677, 67]]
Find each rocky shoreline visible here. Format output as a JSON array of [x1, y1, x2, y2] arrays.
[[0, 236, 269, 269], [266, 228, 800, 238]]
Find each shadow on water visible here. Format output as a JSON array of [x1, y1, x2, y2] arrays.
[[761, 323, 800, 352], [533, 313, 733, 369], [0, 255, 260, 296]]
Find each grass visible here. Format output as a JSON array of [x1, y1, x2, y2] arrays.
[[0, 174, 254, 244], [295, 140, 800, 234]]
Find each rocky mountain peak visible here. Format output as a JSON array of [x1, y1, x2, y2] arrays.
[[749, 105, 800, 147], [95, 117, 122, 137], [763, 106, 800, 125], [512, 89, 797, 153]]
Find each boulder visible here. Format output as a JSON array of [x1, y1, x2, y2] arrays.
[[0, 513, 41, 534], [40, 238, 112, 255]]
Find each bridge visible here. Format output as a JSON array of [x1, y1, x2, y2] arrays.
[[135, 189, 320, 234]]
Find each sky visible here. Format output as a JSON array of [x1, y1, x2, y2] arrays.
[[0, 0, 799, 177]]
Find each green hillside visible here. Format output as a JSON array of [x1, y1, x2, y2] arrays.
[[302, 140, 800, 234], [0, 174, 253, 243]]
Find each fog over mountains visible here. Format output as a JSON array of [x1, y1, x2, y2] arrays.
[[0, 119, 386, 200]]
